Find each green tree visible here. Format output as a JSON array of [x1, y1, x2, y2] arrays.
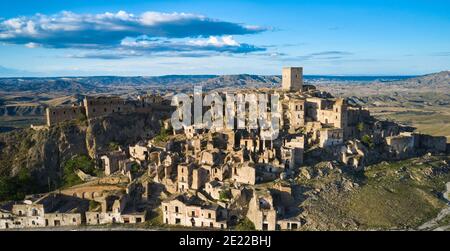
[[62, 155, 96, 187], [0, 168, 41, 201]]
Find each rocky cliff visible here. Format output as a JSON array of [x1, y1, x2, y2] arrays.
[[0, 111, 162, 187]]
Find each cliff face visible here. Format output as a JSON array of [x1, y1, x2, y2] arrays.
[[85, 112, 162, 157], [0, 112, 162, 187], [0, 123, 88, 185]]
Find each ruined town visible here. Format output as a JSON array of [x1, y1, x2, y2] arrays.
[[0, 67, 448, 231]]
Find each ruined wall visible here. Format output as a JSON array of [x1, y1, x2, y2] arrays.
[[83, 96, 135, 119], [46, 106, 86, 126]]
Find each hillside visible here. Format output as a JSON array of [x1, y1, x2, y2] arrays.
[[389, 71, 450, 87], [0, 111, 163, 200]]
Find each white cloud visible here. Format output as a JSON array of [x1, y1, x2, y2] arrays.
[[25, 42, 40, 48], [189, 36, 240, 47], [0, 10, 267, 49]]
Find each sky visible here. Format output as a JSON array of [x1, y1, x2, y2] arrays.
[[0, 0, 449, 77]]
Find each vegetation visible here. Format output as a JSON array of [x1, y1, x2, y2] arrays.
[[0, 129, 35, 177], [357, 122, 364, 132], [89, 200, 101, 212], [62, 155, 97, 188], [361, 134, 375, 149], [219, 189, 232, 201], [345, 158, 449, 229], [108, 142, 120, 151], [130, 163, 140, 176], [0, 168, 42, 201], [235, 217, 256, 231], [145, 208, 164, 227], [153, 127, 169, 144]]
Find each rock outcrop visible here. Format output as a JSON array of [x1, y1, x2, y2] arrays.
[[0, 111, 162, 186]]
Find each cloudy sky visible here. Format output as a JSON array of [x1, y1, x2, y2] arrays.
[[0, 0, 449, 76]]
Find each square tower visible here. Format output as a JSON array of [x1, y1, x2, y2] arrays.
[[282, 67, 303, 92]]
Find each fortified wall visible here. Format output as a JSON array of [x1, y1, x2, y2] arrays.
[[44, 94, 169, 127]]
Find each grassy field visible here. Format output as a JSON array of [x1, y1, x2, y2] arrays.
[[299, 156, 450, 230], [347, 157, 450, 229], [370, 106, 450, 141]]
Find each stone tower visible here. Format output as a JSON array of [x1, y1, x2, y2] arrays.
[[282, 67, 303, 92]]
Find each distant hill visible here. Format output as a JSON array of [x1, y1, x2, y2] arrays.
[[387, 71, 450, 87], [0, 71, 447, 94], [0, 75, 278, 93]]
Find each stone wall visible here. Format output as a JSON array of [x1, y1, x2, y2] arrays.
[[46, 106, 86, 126]]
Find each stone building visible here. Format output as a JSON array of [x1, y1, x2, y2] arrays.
[[247, 188, 301, 231], [161, 194, 228, 229], [129, 142, 151, 163], [386, 132, 447, 158], [0, 193, 88, 229], [287, 99, 306, 130], [281, 136, 305, 170], [46, 105, 86, 126], [204, 180, 226, 200], [282, 67, 303, 92], [101, 150, 127, 175], [85, 194, 145, 225], [319, 128, 344, 148], [83, 96, 135, 119], [231, 162, 256, 185]]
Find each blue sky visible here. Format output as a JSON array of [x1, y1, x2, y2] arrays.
[[0, 0, 449, 76]]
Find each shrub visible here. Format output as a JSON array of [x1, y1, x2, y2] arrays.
[[108, 142, 120, 151], [62, 155, 96, 187], [154, 127, 169, 143], [0, 168, 41, 201], [357, 122, 364, 132], [361, 135, 375, 149], [235, 218, 256, 231], [219, 189, 232, 201]]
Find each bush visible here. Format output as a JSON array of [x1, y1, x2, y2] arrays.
[[130, 163, 140, 175], [146, 208, 164, 227], [361, 135, 375, 149], [62, 155, 96, 187], [235, 217, 255, 231], [108, 142, 120, 151], [89, 200, 101, 211], [0, 168, 41, 201], [219, 189, 231, 201], [154, 127, 169, 143], [357, 122, 364, 132]]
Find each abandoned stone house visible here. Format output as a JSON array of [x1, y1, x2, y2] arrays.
[[386, 132, 447, 158], [101, 150, 128, 176], [85, 194, 145, 225], [319, 127, 344, 148], [246, 187, 301, 231], [129, 142, 151, 163], [0, 193, 89, 229], [161, 194, 228, 229], [204, 180, 226, 200]]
